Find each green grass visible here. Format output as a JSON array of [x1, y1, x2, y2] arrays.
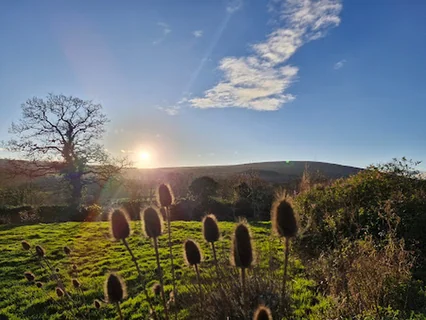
[[0, 221, 326, 319]]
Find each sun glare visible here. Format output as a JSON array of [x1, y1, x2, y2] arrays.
[[137, 149, 155, 168], [139, 151, 150, 161]]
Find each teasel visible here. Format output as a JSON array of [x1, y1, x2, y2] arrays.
[[253, 305, 272, 320], [21, 240, 31, 251], [104, 273, 127, 320], [72, 278, 81, 289], [157, 183, 177, 303], [271, 196, 298, 303], [110, 208, 158, 320], [183, 239, 204, 303], [24, 271, 35, 282], [31, 244, 69, 299], [109, 209, 131, 241], [152, 283, 161, 296], [56, 287, 64, 298], [158, 183, 174, 207], [35, 245, 45, 258], [202, 214, 220, 271], [231, 221, 254, 315], [142, 207, 169, 320], [63, 246, 72, 256], [94, 299, 101, 309]]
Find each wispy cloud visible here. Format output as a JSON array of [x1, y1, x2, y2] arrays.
[[153, 22, 171, 45], [158, 22, 171, 35], [0, 148, 5, 152], [190, 0, 342, 111], [158, 95, 191, 116], [226, 0, 243, 13], [158, 106, 181, 116], [334, 59, 346, 70], [193, 30, 204, 38], [120, 149, 135, 154]]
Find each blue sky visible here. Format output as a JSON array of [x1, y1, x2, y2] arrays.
[[1, 0, 426, 169]]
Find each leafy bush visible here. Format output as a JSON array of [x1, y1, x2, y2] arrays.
[[37, 206, 72, 222], [294, 159, 426, 261], [113, 199, 150, 220], [0, 205, 33, 224], [81, 204, 103, 222], [170, 199, 195, 221]]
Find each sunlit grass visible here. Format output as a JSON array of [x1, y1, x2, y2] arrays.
[[0, 221, 325, 319]]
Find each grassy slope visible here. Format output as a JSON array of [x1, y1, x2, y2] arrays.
[[0, 221, 326, 319]]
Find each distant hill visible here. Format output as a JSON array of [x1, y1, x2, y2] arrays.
[[124, 161, 363, 184], [0, 159, 362, 185]]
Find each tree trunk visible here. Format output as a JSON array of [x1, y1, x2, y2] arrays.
[[69, 174, 83, 209]]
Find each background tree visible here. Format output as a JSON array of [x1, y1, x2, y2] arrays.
[[3, 94, 127, 208], [189, 176, 219, 203]]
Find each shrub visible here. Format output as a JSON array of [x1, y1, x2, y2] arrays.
[[169, 199, 195, 221], [293, 159, 426, 262], [113, 199, 149, 220], [0, 205, 34, 224], [310, 236, 414, 318], [81, 204, 103, 222], [37, 206, 74, 222]]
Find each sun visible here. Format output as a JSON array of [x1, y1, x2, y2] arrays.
[[139, 151, 150, 161]]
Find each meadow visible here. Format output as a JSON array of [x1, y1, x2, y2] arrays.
[[0, 220, 326, 320], [2, 159, 426, 320]]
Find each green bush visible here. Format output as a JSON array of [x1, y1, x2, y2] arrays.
[[37, 206, 74, 222], [0, 205, 34, 224], [113, 199, 150, 220], [293, 159, 426, 261], [80, 204, 103, 222]]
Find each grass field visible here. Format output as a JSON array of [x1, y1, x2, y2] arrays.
[[0, 220, 327, 319]]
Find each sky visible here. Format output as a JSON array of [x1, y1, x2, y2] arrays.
[[1, 0, 426, 169]]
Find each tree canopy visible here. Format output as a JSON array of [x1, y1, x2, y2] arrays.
[[4, 94, 126, 206]]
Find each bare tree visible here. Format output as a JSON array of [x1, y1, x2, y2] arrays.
[[3, 94, 127, 207]]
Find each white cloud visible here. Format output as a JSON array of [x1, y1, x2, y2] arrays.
[[158, 94, 192, 116], [158, 106, 181, 116], [158, 22, 171, 35], [190, 0, 342, 111], [226, 0, 243, 13], [121, 149, 135, 154], [334, 59, 346, 70], [153, 22, 171, 45], [193, 30, 203, 38]]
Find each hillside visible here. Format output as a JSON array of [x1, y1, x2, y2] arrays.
[[125, 161, 363, 183], [0, 158, 362, 186]]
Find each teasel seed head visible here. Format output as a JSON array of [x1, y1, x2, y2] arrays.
[[72, 278, 81, 289], [24, 271, 35, 282], [158, 183, 174, 207], [35, 245, 45, 258], [21, 240, 31, 251], [231, 221, 254, 269], [202, 214, 220, 243], [56, 287, 64, 298], [55, 268, 60, 273], [184, 239, 202, 266], [142, 207, 163, 238], [271, 197, 298, 239], [104, 272, 127, 303], [109, 209, 131, 240], [63, 246, 71, 255], [35, 281, 43, 288], [94, 299, 101, 309], [253, 305, 272, 320], [152, 283, 161, 296]]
